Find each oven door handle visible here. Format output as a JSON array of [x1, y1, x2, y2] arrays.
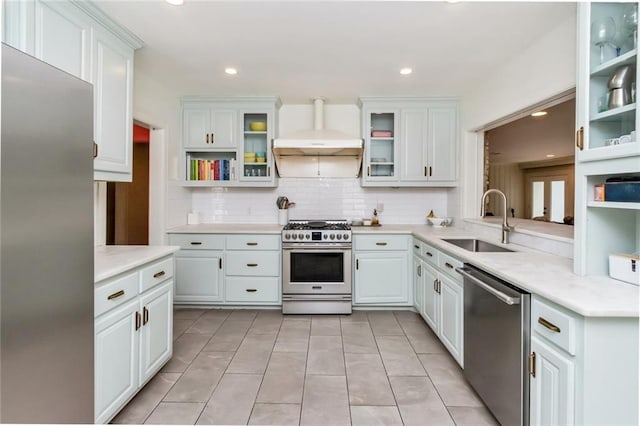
[[282, 246, 351, 251]]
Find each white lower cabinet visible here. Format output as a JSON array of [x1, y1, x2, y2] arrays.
[[168, 233, 281, 305], [530, 335, 575, 426], [528, 295, 638, 425], [139, 282, 173, 384], [353, 234, 411, 306], [413, 238, 464, 366], [94, 299, 139, 424], [412, 255, 424, 314], [94, 255, 174, 424], [438, 273, 463, 362], [174, 250, 224, 303]]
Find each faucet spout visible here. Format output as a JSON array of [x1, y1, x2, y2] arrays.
[[480, 189, 513, 244]]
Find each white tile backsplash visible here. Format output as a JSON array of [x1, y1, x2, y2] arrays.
[[188, 178, 449, 225]]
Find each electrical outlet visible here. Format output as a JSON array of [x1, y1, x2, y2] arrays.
[[376, 201, 384, 213]]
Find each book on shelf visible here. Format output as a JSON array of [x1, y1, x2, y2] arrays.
[[187, 157, 233, 181]]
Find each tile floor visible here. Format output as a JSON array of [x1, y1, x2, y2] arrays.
[[112, 309, 498, 426]]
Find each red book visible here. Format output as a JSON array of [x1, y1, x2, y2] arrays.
[[210, 161, 215, 180], [372, 130, 393, 137], [214, 160, 220, 180]]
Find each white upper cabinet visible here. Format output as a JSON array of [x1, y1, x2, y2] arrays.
[[576, 2, 640, 162], [92, 26, 134, 181], [3, 0, 143, 182], [360, 97, 458, 187], [183, 107, 237, 149], [574, 2, 640, 276]]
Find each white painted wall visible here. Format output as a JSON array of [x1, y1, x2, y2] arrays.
[[458, 13, 577, 219]]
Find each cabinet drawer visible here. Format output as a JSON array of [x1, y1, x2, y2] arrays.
[[226, 234, 280, 250], [354, 234, 410, 251], [168, 234, 225, 250], [95, 272, 139, 317], [437, 251, 463, 281], [140, 257, 174, 293], [225, 277, 280, 303], [412, 239, 423, 257], [422, 242, 439, 267], [225, 251, 280, 276], [532, 297, 577, 355]]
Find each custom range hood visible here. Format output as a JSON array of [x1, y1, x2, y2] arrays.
[[273, 99, 363, 178]]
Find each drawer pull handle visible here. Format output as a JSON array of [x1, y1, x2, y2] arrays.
[[143, 307, 149, 325], [107, 290, 125, 300], [444, 262, 454, 269], [426, 252, 433, 257], [312, 286, 322, 290], [135, 311, 141, 330], [414, 244, 419, 249], [206, 134, 210, 144], [153, 270, 166, 279], [245, 289, 257, 293], [417, 265, 421, 277], [246, 242, 258, 246], [247, 263, 258, 267], [376, 242, 388, 246], [538, 317, 561, 333], [190, 242, 202, 245]]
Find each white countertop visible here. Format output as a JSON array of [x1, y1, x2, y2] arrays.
[[165, 222, 639, 317], [95, 245, 180, 283], [167, 224, 283, 234]]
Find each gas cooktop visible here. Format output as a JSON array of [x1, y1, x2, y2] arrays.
[[282, 220, 351, 243]]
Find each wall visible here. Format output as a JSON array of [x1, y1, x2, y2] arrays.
[[457, 13, 577, 220], [191, 178, 448, 224]]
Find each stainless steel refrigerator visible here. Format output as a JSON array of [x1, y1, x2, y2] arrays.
[[1, 43, 94, 423]]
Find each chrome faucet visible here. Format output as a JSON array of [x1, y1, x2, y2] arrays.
[[481, 189, 514, 244]]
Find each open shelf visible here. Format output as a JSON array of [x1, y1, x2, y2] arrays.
[[587, 200, 640, 210]]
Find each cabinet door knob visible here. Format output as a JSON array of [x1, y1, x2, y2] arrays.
[[219, 258, 222, 269], [414, 244, 419, 249], [429, 166, 432, 177], [356, 259, 359, 270], [424, 166, 427, 177], [206, 133, 210, 144], [211, 133, 215, 144], [135, 311, 141, 331], [143, 307, 149, 325]]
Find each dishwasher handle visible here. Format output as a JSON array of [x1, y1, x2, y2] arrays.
[[456, 267, 521, 305]]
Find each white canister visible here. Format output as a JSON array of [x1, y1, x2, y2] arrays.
[[278, 209, 289, 225]]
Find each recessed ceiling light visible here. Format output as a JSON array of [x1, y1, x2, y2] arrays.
[[531, 111, 548, 117], [400, 68, 412, 75], [546, 154, 556, 158], [225, 67, 238, 75], [166, 0, 184, 5]]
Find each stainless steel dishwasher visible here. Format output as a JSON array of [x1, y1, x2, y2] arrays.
[[457, 264, 530, 426]]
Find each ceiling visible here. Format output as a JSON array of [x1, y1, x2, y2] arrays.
[[95, 1, 576, 104], [486, 98, 576, 164]]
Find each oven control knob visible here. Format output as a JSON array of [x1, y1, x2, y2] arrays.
[[330, 234, 335, 240], [305, 234, 310, 239], [323, 234, 328, 239], [292, 234, 297, 240], [343, 234, 349, 240], [285, 234, 291, 240], [336, 234, 342, 240], [298, 233, 304, 240]]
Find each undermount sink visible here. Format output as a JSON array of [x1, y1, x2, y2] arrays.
[[442, 238, 514, 253]]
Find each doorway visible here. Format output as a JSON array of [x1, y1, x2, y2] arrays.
[[524, 164, 574, 222], [106, 123, 150, 245]]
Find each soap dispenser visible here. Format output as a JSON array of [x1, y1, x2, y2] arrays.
[[371, 209, 379, 226]]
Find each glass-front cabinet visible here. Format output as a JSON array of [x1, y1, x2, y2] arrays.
[[574, 2, 640, 276], [181, 97, 280, 187], [365, 111, 398, 181], [577, 2, 639, 160]]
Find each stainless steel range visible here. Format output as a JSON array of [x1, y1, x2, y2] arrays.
[[282, 220, 352, 314]]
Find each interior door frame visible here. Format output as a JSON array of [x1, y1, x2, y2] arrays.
[[523, 164, 574, 221]]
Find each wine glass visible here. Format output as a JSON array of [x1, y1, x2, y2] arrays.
[[623, 4, 638, 50], [591, 17, 616, 64]]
